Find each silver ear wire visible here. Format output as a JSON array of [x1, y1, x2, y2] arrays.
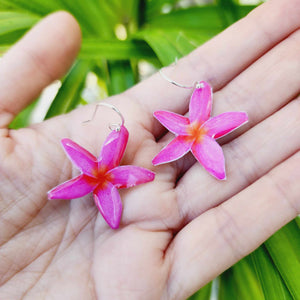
[[159, 58, 195, 89], [159, 68, 194, 89], [83, 102, 125, 131]]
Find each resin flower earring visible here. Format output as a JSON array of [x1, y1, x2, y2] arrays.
[[48, 103, 155, 229], [152, 70, 248, 180]]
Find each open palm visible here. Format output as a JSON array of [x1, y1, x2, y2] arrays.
[[1, 0, 299, 299]]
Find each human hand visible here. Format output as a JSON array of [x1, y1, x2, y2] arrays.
[[0, 0, 299, 298]]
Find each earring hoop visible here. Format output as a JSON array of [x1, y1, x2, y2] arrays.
[[83, 102, 125, 131], [159, 68, 195, 89]]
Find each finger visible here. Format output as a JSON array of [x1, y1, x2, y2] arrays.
[[176, 97, 300, 224], [151, 27, 300, 178], [117, 23, 300, 227], [166, 151, 300, 299], [125, 0, 300, 133], [0, 11, 81, 128]]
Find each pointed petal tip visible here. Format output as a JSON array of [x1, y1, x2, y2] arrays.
[[237, 111, 248, 121], [47, 191, 54, 200], [153, 110, 190, 136], [93, 184, 123, 230], [153, 110, 161, 118], [189, 81, 213, 123], [210, 171, 226, 181], [99, 125, 129, 170], [152, 156, 166, 166], [205, 111, 249, 139], [100, 210, 121, 230], [213, 168, 226, 180], [196, 80, 211, 89], [61, 137, 70, 143], [141, 168, 155, 180], [218, 173, 227, 181], [148, 171, 155, 180], [152, 136, 192, 166], [153, 110, 168, 116], [107, 218, 120, 229], [61, 138, 73, 148], [242, 112, 249, 122], [94, 199, 121, 229], [47, 187, 58, 200], [47, 190, 65, 200], [153, 110, 169, 118], [47, 175, 96, 200], [152, 158, 159, 166], [145, 169, 156, 182], [235, 111, 249, 126]]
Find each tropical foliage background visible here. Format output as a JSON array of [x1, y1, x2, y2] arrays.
[[1, 0, 299, 299]]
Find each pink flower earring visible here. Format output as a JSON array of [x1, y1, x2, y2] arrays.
[[152, 69, 248, 180], [48, 103, 155, 229]]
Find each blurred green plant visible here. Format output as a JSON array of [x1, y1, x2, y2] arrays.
[[1, 0, 299, 299]]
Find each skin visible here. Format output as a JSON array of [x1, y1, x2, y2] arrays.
[[0, 0, 299, 298]]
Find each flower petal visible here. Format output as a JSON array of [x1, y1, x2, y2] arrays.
[[98, 125, 129, 171], [189, 81, 212, 123], [191, 135, 226, 180], [93, 182, 122, 229], [152, 136, 192, 166], [108, 166, 155, 188], [61, 139, 98, 177], [154, 110, 190, 135], [48, 174, 97, 199], [205, 111, 248, 139]]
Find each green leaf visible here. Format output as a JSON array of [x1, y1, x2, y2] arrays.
[[216, 0, 239, 26], [0, 0, 115, 38], [104, 0, 140, 29], [139, 4, 257, 66], [0, 28, 28, 45], [146, 6, 223, 30], [145, 0, 178, 21], [238, 5, 257, 18], [139, 6, 225, 65], [9, 99, 38, 129], [0, 0, 61, 15], [251, 245, 292, 300], [105, 60, 136, 96], [219, 257, 264, 300], [141, 30, 180, 65], [0, 11, 40, 35], [0, 44, 9, 54], [296, 216, 300, 228], [264, 219, 300, 298], [188, 282, 212, 300], [140, 29, 213, 65], [55, 0, 113, 38], [79, 39, 155, 60], [45, 60, 90, 119]]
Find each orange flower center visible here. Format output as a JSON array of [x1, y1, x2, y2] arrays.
[[185, 122, 208, 143], [90, 165, 112, 188]]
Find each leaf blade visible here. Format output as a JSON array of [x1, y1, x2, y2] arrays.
[[45, 60, 90, 119], [79, 39, 155, 60], [251, 245, 292, 300], [219, 256, 264, 300], [264, 219, 300, 298]]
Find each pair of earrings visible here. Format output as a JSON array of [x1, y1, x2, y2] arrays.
[[48, 73, 248, 229]]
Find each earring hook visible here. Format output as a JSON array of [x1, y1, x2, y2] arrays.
[[83, 102, 125, 132], [159, 58, 195, 89], [159, 68, 194, 89]]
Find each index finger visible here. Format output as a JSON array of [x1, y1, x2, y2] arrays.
[[0, 11, 81, 128]]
